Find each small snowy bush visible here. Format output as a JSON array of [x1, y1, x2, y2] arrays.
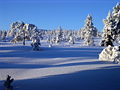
[[31, 36, 41, 51], [99, 45, 120, 63]]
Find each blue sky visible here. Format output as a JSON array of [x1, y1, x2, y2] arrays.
[[0, 0, 119, 31]]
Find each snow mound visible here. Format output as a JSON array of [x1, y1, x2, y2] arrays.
[[99, 45, 120, 63]]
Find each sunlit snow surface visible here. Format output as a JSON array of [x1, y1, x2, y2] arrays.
[[0, 40, 120, 90]]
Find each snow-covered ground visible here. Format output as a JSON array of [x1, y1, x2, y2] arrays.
[[0, 40, 120, 90]]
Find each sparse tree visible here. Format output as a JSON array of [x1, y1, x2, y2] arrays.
[[10, 21, 39, 45]]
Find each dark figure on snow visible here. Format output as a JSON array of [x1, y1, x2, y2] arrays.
[[4, 75, 14, 90]]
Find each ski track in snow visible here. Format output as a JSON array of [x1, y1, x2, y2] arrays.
[[0, 41, 120, 90]]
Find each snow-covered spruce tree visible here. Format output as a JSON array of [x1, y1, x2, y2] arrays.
[[55, 26, 63, 44], [30, 28, 41, 51], [47, 34, 53, 47], [74, 30, 81, 41], [81, 14, 97, 46], [61, 30, 70, 42], [69, 35, 75, 45], [0, 31, 7, 41], [31, 35, 41, 51], [68, 31, 75, 45], [101, 3, 120, 46]]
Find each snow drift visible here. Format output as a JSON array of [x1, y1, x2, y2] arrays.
[[99, 45, 120, 63]]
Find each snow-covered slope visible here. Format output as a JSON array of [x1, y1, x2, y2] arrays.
[[0, 42, 120, 90]]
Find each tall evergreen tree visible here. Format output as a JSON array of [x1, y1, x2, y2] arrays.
[[101, 3, 120, 46], [55, 26, 63, 44], [81, 14, 97, 46]]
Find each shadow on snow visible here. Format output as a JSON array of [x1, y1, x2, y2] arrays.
[[0, 66, 120, 90], [0, 46, 103, 59], [0, 60, 115, 69]]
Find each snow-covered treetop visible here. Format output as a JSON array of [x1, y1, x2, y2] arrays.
[[11, 21, 37, 31], [113, 2, 120, 13], [11, 21, 25, 30], [84, 14, 93, 27], [57, 26, 62, 31]]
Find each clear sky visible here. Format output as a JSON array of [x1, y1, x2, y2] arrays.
[[0, 0, 119, 31]]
